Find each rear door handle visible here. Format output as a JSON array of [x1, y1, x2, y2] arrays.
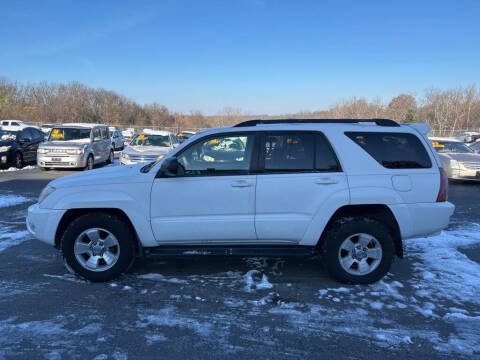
[[231, 180, 253, 188], [315, 177, 339, 185]]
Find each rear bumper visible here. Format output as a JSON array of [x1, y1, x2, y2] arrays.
[[389, 202, 455, 240], [27, 204, 65, 246]]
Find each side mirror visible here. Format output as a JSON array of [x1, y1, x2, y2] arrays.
[[159, 157, 179, 177]]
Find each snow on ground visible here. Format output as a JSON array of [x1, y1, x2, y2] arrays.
[[0, 165, 36, 173], [127, 227, 480, 356], [0, 194, 30, 208], [0, 192, 479, 359]]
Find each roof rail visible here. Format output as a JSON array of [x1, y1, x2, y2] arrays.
[[233, 118, 400, 127]]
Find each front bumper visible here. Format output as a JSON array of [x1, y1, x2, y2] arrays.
[[0, 151, 14, 167], [37, 153, 87, 168], [27, 204, 66, 246], [120, 156, 157, 165], [449, 168, 480, 181]]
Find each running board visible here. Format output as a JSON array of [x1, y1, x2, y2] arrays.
[[143, 245, 319, 258]]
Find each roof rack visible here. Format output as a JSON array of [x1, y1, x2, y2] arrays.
[[233, 118, 400, 127]]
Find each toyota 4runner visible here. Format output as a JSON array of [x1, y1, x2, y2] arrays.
[[27, 119, 455, 284]]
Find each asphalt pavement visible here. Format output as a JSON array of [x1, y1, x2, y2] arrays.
[[0, 165, 479, 360]]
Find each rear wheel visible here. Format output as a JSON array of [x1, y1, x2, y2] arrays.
[[320, 217, 394, 284], [61, 212, 136, 282], [15, 152, 23, 169]]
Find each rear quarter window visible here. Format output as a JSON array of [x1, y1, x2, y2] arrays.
[[345, 132, 432, 169]]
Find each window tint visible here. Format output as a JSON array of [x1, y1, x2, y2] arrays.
[[22, 128, 34, 140], [102, 127, 109, 139], [178, 134, 254, 176], [33, 128, 43, 139], [315, 134, 341, 172], [11, 122, 19, 126], [264, 133, 314, 171], [345, 132, 432, 169], [470, 141, 480, 152]]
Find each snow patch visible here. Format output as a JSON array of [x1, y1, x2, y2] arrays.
[[0, 194, 30, 208], [137, 273, 187, 284]]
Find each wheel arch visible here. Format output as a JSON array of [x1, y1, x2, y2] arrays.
[[317, 204, 403, 258], [54, 208, 142, 254]]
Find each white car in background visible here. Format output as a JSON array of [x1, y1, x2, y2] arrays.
[[120, 130, 179, 165], [1, 120, 29, 131], [456, 131, 480, 143], [121, 128, 138, 142], [109, 126, 125, 151]]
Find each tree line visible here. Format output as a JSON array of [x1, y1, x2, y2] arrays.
[[1, 77, 479, 135]]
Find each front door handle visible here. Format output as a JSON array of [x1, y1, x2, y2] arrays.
[[231, 180, 253, 188], [315, 177, 339, 185]]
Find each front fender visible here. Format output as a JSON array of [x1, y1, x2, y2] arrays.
[[46, 184, 157, 247]]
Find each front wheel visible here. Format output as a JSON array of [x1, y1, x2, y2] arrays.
[[61, 212, 136, 282], [320, 217, 394, 284], [15, 152, 23, 169], [84, 155, 94, 170], [106, 150, 114, 164], [39, 166, 50, 171]]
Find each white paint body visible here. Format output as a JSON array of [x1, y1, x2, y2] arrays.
[[27, 122, 455, 248]]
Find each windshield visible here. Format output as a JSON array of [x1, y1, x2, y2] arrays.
[[432, 141, 474, 154], [130, 134, 171, 147], [0, 130, 18, 141], [49, 128, 91, 142]]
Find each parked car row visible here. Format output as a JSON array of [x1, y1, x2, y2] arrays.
[[1, 119, 197, 170]]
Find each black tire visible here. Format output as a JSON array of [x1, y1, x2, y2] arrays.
[[84, 155, 94, 170], [320, 216, 394, 284], [15, 152, 23, 169], [61, 212, 136, 282], [39, 166, 50, 171], [106, 150, 114, 164]]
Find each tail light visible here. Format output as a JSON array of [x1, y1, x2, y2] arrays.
[[436, 167, 448, 202]]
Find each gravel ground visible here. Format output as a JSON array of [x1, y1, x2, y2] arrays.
[[0, 165, 479, 360]]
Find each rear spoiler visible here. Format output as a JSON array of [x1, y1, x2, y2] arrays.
[[404, 123, 431, 135]]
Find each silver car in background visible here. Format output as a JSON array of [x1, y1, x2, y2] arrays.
[[120, 130, 179, 165], [109, 126, 125, 151], [430, 137, 480, 181], [37, 123, 114, 171]]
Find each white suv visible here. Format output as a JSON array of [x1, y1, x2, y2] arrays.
[[27, 119, 455, 284]]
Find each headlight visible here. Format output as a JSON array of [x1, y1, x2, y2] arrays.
[[0, 146, 11, 152], [66, 149, 83, 155], [122, 153, 130, 160], [38, 185, 55, 205], [450, 159, 460, 169], [37, 148, 48, 154]]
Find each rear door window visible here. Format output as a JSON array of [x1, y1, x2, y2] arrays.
[[345, 132, 432, 169], [262, 132, 340, 172]]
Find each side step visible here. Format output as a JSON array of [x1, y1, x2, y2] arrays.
[[143, 245, 319, 258]]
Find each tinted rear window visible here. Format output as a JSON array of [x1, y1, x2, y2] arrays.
[[345, 132, 432, 169]]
